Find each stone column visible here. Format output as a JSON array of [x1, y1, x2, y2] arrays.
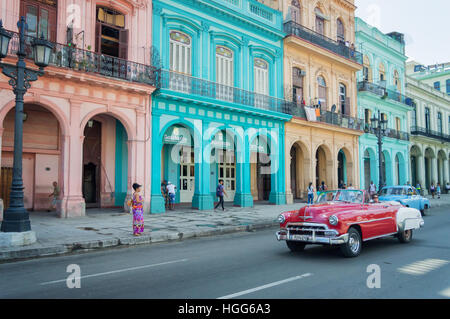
[[60, 101, 85, 218], [234, 127, 253, 207], [444, 158, 449, 185], [431, 156, 438, 186], [192, 120, 214, 210], [285, 138, 294, 204], [269, 127, 286, 205], [150, 114, 165, 213]]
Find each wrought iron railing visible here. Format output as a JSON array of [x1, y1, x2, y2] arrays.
[[284, 21, 363, 64], [286, 102, 364, 131], [410, 126, 450, 142], [363, 125, 410, 141], [158, 69, 291, 114], [358, 81, 414, 106], [6, 32, 160, 87]]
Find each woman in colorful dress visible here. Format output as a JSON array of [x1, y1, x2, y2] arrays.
[[131, 183, 144, 236]]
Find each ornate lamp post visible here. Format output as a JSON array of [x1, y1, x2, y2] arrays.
[[0, 17, 53, 234], [370, 110, 388, 193]]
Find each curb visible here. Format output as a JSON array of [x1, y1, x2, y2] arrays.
[[0, 220, 279, 263]]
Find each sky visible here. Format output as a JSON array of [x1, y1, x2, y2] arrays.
[[354, 0, 450, 65]]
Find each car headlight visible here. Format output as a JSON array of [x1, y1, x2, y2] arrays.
[[329, 215, 339, 226], [277, 214, 286, 224]]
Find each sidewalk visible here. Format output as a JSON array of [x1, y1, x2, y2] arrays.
[[0, 201, 305, 262], [1, 194, 449, 263]]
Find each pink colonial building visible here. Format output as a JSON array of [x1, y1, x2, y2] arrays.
[[0, 0, 157, 218]]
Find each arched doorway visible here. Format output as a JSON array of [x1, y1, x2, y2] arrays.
[[363, 148, 376, 191], [410, 145, 421, 187], [82, 115, 129, 209], [381, 150, 392, 187], [315, 145, 331, 190], [395, 152, 406, 185], [337, 150, 346, 187], [1, 104, 62, 211], [289, 141, 308, 199], [424, 148, 435, 190], [160, 124, 195, 205], [251, 135, 271, 201]]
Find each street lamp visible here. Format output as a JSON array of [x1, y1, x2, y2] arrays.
[[370, 110, 388, 192], [0, 17, 53, 233]]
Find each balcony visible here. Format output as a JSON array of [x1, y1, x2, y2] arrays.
[[358, 81, 414, 107], [363, 126, 410, 141], [158, 70, 291, 114], [5, 32, 159, 88], [284, 21, 363, 65], [287, 102, 364, 131], [410, 126, 450, 143]]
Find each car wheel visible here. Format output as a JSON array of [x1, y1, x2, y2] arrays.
[[286, 241, 306, 252], [340, 227, 362, 258], [398, 229, 413, 243]]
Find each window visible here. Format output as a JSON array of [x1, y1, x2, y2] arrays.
[[437, 112, 443, 134], [425, 107, 430, 131], [169, 31, 192, 74], [254, 58, 269, 95], [339, 83, 348, 115], [395, 117, 401, 131], [96, 7, 127, 58], [363, 55, 372, 82], [292, 67, 304, 105], [336, 18, 345, 42], [411, 103, 417, 127], [216, 46, 234, 101], [289, 0, 301, 24], [379, 63, 386, 83], [254, 58, 269, 107], [447, 79, 450, 95], [364, 109, 372, 127], [20, 0, 57, 42], [393, 70, 401, 93], [315, 8, 325, 35], [317, 76, 327, 108], [434, 81, 441, 91]]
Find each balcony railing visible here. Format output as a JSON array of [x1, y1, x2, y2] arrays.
[[410, 126, 450, 143], [284, 21, 363, 64], [358, 81, 414, 106], [6, 32, 159, 87], [287, 102, 364, 131], [159, 70, 291, 114], [363, 125, 410, 141]]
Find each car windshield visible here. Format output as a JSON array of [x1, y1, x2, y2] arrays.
[[380, 187, 406, 196], [315, 190, 364, 204]]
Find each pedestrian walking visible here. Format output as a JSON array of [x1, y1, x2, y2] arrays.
[[214, 179, 227, 211], [47, 181, 60, 212], [369, 181, 376, 199], [307, 182, 314, 205], [436, 183, 441, 199], [166, 181, 177, 210], [347, 183, 355, 190], [319, 181, 328, 191], [430, 182, 436, 199], [446, 182, 450, 194], [416, 182, 422, 196], [161, 180, 168, 209], [130, 183, 144, 236], [338, 180, 344, 189]]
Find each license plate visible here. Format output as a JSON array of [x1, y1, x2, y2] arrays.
[[290, 234, 310, 241]]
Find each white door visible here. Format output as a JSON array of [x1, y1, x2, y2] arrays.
[[254, 58, 269, 108], [218, 150, 236, 201], [169, 31, 191, 92], [216, 46, 234, 101], [179, 146, 195, 203]]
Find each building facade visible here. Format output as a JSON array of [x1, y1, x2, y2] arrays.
[[406, 61, 450, 96], [0, 0, 157, 218], [406, 74, 450, 194], [280, 0, 364, 202], [150, 0, 290, 213], [355, 17, 412, 191]]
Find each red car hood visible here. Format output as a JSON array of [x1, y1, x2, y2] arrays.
[[288, 202, 362, 223]]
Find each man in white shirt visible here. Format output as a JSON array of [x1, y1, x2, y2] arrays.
[[166, 181, 176, 210]]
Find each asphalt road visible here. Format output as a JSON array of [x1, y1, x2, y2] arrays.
[[0, 206, 449, 299]]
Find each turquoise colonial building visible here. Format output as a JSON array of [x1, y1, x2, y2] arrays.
[[150, 0, 290, 213], [355, 17, 412, 191]]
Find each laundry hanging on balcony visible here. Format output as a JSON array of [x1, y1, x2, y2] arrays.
[[305, 106, 317, 122]]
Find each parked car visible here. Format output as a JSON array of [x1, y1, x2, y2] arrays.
[[276, 189, 424, 258], [378, 186, 430, 216]]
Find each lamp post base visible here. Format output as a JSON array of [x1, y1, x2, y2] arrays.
[[0, 230, 36, 248], [0, 206, 32, 232]]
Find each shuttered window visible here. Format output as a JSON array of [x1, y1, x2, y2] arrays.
[[216, 46, 233, 101], [20, 0, 57, 42], [254, 58, 269, 95], [95, 7, 128, 59], [170, 31, 192, 74]]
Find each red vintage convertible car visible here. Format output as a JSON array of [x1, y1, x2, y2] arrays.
[[276, 189, 424, 257]]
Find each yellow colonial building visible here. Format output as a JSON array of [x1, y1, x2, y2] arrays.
[[280, 0, 364, 202]]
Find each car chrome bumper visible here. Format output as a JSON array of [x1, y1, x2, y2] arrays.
[[276, 230, 349, 245]]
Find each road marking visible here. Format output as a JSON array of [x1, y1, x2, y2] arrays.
[[217, 273, 312, 299], [439, 287, 450, 298], [397, 258, 449, 276], [39, 258, 188, 285]]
